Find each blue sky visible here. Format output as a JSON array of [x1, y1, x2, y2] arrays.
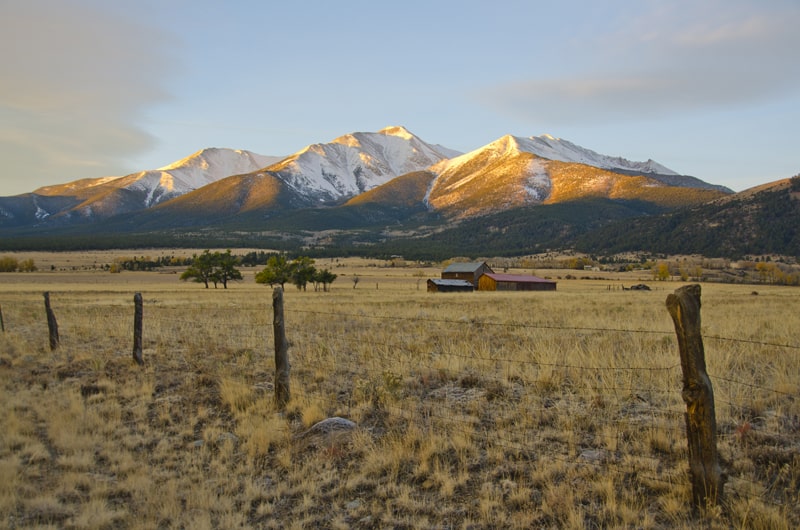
[[1, 0, 798, 195]]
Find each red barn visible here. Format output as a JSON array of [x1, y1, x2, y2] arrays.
[[477, 273, 557, 292]]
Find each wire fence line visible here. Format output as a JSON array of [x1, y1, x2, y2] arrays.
[[4, 294, 797, 419], [5, 294, 797, 418], [222, 299, 798, 507], [282, 309, 798, 401], [1, 291, 798, 512], [288, 307, 800, 352], [296, 315, 794, 509]]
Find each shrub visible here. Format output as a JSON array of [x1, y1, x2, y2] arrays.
[[18, 259, 37, 272], [0, 256, 18, 272]]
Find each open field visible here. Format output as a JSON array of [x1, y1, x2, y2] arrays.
[[1, 255, 798, 529]]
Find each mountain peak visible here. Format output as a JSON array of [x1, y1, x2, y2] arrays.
[[488, 135, 522, 154], [157, 147, 264, 171], [158, 149, 198, 171], [270, 126, 451, 201], [378, 125, 415, 140]]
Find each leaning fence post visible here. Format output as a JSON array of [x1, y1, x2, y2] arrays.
[[0, 303, 5, 332], [666, 284, 725, 510], [132, 293, 144, 365], [43, 292, 59, 351], [273, 286, 290, 409]]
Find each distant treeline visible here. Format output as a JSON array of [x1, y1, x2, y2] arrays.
[[1, 179, 798, 260], [108, 251, 285, 272]]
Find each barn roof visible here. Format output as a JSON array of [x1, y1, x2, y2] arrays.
[[442, 262, 489, 274], [428, 279, 475, 287], [483, 273, 556, 284]]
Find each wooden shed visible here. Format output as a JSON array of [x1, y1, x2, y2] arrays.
[[427, 279, 475, 293], [477, 273, 557, 292], [441, 262, 494, 287]]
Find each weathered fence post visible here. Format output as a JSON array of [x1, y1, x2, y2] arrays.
[[273, 286, 290, 409], [132, 292, 144, 365], [0, 303, 5, 332], [43, 292, 59, 350], [666, 284, 725, 510]]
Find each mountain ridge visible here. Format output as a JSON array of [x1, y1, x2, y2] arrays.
[[0, 148, 284, 227], [574, 176, 800, 257], [264, 126, 451, 202], [0, 125, 751, 257]]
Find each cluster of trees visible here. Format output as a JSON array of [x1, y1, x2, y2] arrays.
[[561, 256, 596, 270], [110, 255, 192, 273], [0, 256, 36, 272], [238, 251, 278, 267], [180, 252, 338, 291], [180, 250, 243, 289], [255, 255, 337, 291]]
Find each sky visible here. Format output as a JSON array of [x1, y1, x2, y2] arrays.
[[1, 0, 798, 196]]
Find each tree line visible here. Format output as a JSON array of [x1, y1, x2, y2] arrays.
[[180, 250, 337, 291], [110, 255, 193, 273]]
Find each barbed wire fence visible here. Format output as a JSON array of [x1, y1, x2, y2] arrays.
[[1, 288, 798, 519]]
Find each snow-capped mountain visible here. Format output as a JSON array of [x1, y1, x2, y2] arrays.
[[137, 127, 456, 223], [424, 134, 727, 218], [0, 125, 730, 232], [0, 148, 283, 226], [34, 147, 281, 203], [138, 148, 283, 206], [266, 126, 452, 201], [511, 134, 677, 175], [507, 134, 730, 193]]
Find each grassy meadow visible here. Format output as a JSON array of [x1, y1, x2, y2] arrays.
[[0, 253, 798, 529]]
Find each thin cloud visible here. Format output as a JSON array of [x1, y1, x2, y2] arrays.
[[0, 0, 174, 194], [479, 2, 800, 127]]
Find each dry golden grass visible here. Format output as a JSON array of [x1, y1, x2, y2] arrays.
[[0, 256, 798, 528]]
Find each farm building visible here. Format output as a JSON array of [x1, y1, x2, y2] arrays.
[[477, 273, 557, 292], [427, 279, 475, 293], [441, 262, 494, 287]]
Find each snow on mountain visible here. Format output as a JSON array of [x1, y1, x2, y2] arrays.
[[427, 135, 545, 204], [159, 147, 280, 178], [2, 126, 732, 230], [423, 134, 726, 219], [426, 132, 698, 207], [127, 148, 284, 207], [524, 158, 551, 201], [429, 133, 676, 179], [430, 144, 463, 159], [267, 126, 451, 201], [15, 148, 285, 222], [516, 134, 678, 175], [426, 135, 553, 215]]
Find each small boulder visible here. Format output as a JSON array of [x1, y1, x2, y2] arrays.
[[296, 417, 357, 439], [293, 417, 358, 450], [579, 448, 606, 463]]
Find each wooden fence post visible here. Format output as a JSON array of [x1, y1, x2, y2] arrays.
[[666, 284, 725, 510], [273, 286, 290, 409], [132, 293, 144, 365], [43, 292, 59, 351], [0, 303, 5, 332]]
